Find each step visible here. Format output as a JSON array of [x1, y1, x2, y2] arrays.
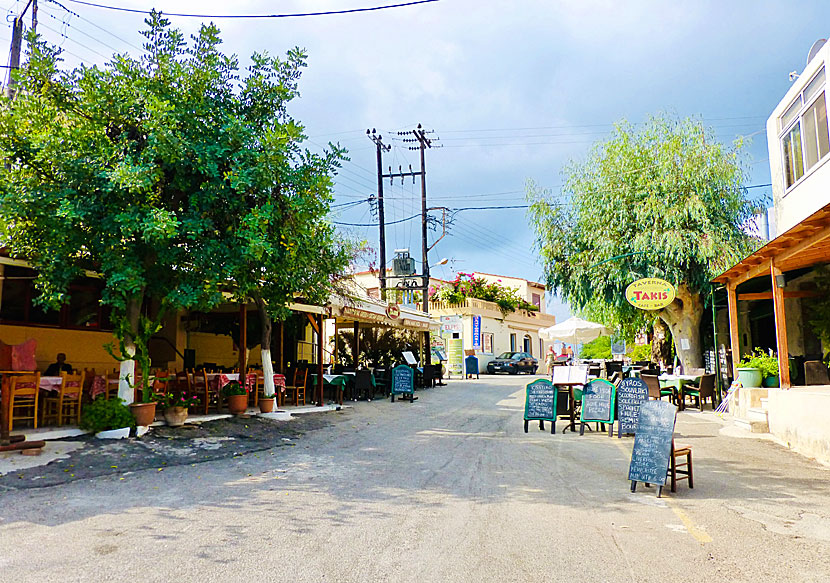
[[734, 417, 769, 433], [760, 397, 768, 409], [747, 407, 769, 423]]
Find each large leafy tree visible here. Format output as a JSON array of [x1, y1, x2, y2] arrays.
[[528, 115, 762, 369], [0, 13, 355, 401]]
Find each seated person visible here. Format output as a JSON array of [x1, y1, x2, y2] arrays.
[[45, 352, 73, 376]]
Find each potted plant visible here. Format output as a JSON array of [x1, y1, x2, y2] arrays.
[[159, 392, 200, 426], [259, 388, 276, 414], [738, 349, 779, 388], [80, 397, 136, 439], [222, 381, 248, 415], [119, 372, 159, 427]]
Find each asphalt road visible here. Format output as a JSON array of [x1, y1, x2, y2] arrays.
[[1, 375, 829, 583]]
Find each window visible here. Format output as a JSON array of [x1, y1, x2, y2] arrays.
[[531, 293, 541, 309], [0, 265, 111, 330], [780, 67, 830, 189], [509, 333, 516, 352], [483, 332, 494, 354]]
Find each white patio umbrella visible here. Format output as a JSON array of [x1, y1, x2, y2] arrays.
[[538, 316, 612, 346]]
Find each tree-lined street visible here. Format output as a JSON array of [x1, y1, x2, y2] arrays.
[[2, 376, 829, 582]]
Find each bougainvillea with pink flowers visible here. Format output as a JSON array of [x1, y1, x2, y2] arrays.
[[432, 273, 539, 314]]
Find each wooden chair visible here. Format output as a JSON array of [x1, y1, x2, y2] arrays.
[[804, 360, 830, 385], [284, 367, 308, 406], [105, 370, 120, 400], [246, 371, 260, 407], [667, 440, 693, 492], [42, 371, 85, 426], [191, 369, 216, 415], [354, 369, 373, 400], [8, 373, 41, 432], [83, 368, 96, 401], [684, 373, 716, 410], [642, 374, 675, 404], [152, 370, 175, 396]]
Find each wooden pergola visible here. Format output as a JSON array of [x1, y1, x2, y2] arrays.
[[713, 203, 830, 388]]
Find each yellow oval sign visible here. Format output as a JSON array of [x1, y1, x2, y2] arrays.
[[625, 278, 676, 310]]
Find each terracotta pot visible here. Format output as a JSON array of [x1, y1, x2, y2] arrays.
[[259, 397, 276, 413], [164, 406, 189, 427], [226, 394, 248, 415], [130, 402, 157, 426]]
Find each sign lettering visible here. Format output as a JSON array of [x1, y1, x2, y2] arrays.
[[625, 278, 676, 310]]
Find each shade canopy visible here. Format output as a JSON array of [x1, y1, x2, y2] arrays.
[[538, 316, 612, 345]]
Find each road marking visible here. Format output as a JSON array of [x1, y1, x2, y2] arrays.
[[613, 437, 711, 543]]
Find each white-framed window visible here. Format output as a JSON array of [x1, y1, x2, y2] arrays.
[[780, 66, 830, 190]]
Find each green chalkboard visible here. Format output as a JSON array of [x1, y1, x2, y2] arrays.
[[523, 379, 557, 434], [580, 379, 616, 436], [390, 365, 415, 402]]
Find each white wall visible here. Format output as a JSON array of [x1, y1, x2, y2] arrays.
[[767, 44, 830, 234]]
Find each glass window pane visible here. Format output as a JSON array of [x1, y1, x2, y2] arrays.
[[783, 122, 804, 188], [0, 279, 28, 322], [68, 288, 100, 327], [781, 96, 803, 130], [29, 290, 61, 325], [804, 67, 826, 103], [803, 93, 829, 170]]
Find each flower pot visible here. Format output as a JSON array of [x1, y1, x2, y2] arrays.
[[226, 394, 248, 415], [164, 406, 189, 427], [737, 367, 762, 388], [96, 427, 130, 439], [130, 402, 157, 426], [763, 375, 780, 388], [259, 397, 276, 413]]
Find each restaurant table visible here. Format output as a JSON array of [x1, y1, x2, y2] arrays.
[[310, 374, 348, 405], [658, 374, 701, 411], [552, 381, 586, 432]]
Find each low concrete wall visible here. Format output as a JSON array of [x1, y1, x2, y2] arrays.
[[766, 386, 830, 466], [734, 387, 768, 418]]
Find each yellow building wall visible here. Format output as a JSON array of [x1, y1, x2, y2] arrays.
[[0, 324, 119, 374]]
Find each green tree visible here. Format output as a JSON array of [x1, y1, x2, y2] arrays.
[[528, 115, 762, 369], [0, 14, 355, 401]]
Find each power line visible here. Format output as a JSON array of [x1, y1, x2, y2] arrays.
[[63, 0, 439, 18]]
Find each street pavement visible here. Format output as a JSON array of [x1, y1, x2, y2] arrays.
[[1, 374, 829, 582]]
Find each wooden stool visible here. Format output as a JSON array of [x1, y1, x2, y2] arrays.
[[668, 441, 693, 493]]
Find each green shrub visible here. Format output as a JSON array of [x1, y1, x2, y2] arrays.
[[80, 397, 136, 433], [739, 349, 779, 379], [627, 343, 652, 362], [580, 336, 612, 359]]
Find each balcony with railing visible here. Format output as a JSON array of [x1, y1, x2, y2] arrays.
[[424, 297, 556, 327]]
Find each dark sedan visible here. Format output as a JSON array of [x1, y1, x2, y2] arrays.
[[487, 351, 538, 375]]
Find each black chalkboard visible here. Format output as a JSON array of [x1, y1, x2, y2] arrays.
[[524, 379, 557, 434], [465, 355, 479, 378], [628, 400, 677, 495], [390, 365, 415, 402], [580, 379, 615, 425], [616, 378, 649, 437]]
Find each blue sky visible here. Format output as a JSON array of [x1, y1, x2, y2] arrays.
[[9, 0, 830, 322]]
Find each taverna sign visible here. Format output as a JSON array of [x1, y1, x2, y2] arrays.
[[625, 278, 676, 310]]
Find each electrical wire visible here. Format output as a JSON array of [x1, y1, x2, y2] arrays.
[[63, 0, 439, 18]]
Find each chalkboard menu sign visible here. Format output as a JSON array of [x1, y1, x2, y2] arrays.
[[524, 379, 557, 434], [580, 379, 616, 435], [465, 355, 479, 379], [628, 400, 676, 496], [390, 365, 415, 402], [616, 378, 649, 437]]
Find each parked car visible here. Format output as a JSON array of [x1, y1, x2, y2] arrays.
[[487, 351, 538, 375]]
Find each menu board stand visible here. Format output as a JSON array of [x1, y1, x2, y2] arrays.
[[616, 378, 649, 438], [628, 400, 677, 497], [390, 365, 416, 403], [523, 379, 557, 434], [579, 379, 616, 437]]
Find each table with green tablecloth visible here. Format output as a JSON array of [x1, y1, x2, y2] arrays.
[[658, 374, 701, 411]]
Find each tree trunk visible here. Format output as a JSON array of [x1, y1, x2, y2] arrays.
[[253, 294, 276, 397], [657, 283, 704, 371], [118, 296, 141, 404], [651, 317, 672, 368]]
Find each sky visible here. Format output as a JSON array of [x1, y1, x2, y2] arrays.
[[7, 0, 830, 323]]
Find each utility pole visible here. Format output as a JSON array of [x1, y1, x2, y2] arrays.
[[6, 0, 35, 100], [413, 124, 433, 364], [367, 129, 390, 299]]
